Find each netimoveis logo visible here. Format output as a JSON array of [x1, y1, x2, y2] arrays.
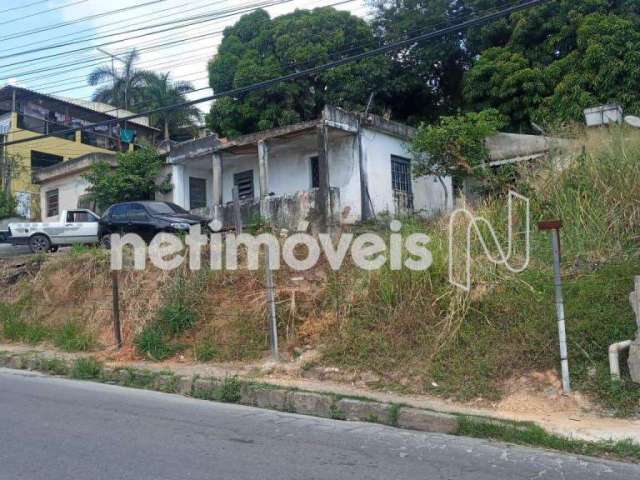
[[448, 191, 530, 291]]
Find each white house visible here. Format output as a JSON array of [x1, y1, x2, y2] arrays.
[[165, 106, 453, 229]]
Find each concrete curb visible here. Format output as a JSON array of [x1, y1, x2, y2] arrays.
[[0, 350, 459, 435]]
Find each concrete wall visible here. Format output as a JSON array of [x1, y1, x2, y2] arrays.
[[38, 173, 91, 222], [5, 112, 113, 218], [413, 175, 453, 217], [361, 127, 409, 216]]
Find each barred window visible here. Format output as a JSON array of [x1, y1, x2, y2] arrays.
[[233, 170, 254, 200], [391, 155, 412, 194], [46, 189, 59, 218]]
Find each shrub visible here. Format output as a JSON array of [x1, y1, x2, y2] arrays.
[[71, 357, 103, 379], [53, 321, 95, 352], [220, 376, 242, 403], [134, 324, 174, 361]]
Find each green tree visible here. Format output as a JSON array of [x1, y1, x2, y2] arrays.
[[370, 0, 474, 125], [88, 49, 147, 110], [0, 191, 16, 219], [140, 72, 201, 140], [82, 148, 172, 211], [464, 1, 640, 127], [409, 108, 506, 204], [206, 7, 391, 137]]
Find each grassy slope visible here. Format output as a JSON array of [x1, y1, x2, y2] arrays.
[[0, 128, 639, 416]]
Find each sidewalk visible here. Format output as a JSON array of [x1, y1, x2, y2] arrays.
[[2, 343, 638, 443]]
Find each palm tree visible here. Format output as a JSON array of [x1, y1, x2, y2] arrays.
[[140, 72, 201, 140], [88, 49, 146, 110]]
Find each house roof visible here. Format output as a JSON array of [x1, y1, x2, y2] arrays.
[[0, 85, 157, 130], [168, 105, 416, 163]]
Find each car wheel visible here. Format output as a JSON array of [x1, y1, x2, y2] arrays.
[[29, 234, 51, 254], [100, 234, 112, 250]]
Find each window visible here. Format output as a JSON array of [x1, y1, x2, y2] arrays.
[[66, 211, 97, 223], [126, 204, 149, 221], [46, 189, 59, 218], [233, 170, 254, 200], [391, 155, 412, 194], [310, 156, 320, 189], [145, 202, 188, 215], [189, 177, 207, 210], [31, 150, 63, 170], [109, 205, 127, 221]]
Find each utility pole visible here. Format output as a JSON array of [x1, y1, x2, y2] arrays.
[[96, 48, 127, 150]]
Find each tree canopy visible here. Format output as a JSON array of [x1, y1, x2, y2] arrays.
[[82, 148, 172, 211], [206, 7, 391, 137]]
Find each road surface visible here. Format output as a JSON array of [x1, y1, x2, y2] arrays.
[[0, 368, 637, 480], [0, 244, 30, 258]]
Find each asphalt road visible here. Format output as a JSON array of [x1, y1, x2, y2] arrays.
[[0, 368, 638, 480], [0, 244, 30, 258]]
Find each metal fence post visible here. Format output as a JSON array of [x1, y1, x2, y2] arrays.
[[111, 270, 123, 350], [539, 219, 570, 393], [265, 251, 279, 361], [232, 186, 242, 235]]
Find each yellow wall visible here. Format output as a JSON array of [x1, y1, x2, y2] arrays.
[[5, 112, 113, 216]]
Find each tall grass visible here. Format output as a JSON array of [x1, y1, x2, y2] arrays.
[[322, 128, 640, 413]]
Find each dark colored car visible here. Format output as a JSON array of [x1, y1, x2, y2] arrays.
[[98, 201, 209, 246]]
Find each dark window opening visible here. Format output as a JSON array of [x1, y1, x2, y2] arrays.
[[189, 177, 207, 210], [310, 156, 320, 189], [109, 205, 127, 221], [126, 204, 149, 221], [46, 189, 59, 218], [31, 150, 63, 170], [66, 211, 97, 223], [233, 170, 254, 200], [391, 155, 412, 194]]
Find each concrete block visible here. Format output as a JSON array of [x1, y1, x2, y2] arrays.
[[289, 391, 333, 417], [0, 353, 10, 367], [335, 398, 391, 424], [176, 376, 193, 394], [252, 387, 289, 410], [397, 408, 458, 434], [629, 339, 640, 384], [8, 355, 23, 369]]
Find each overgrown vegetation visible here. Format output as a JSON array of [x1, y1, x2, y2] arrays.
[[71, 357, 103, 380], [321, 128, 640, 415], [82, 147, 172, 211], [0, 190, 16, 219], [458, 416, 640, 463]]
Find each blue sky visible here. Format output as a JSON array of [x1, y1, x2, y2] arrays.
[[1, 0, 368, 113]]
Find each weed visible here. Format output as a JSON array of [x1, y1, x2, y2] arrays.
[[329, 404, 347, 420], [71, 357, 103, 379], [134, 324, 174, 361], [53, 321, 95, 352], [457, 416, 640, 463], [220, 376, 242, 403], [193, 337, 218, 362], [388, 404, 400, 426], [39, 358, 69, 376]]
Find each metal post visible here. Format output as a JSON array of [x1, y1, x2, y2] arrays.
[[111, 271, 123, 350], [232, 186, 242, 235], [550, 229, 570, 393], [265, 253, 279, 361]]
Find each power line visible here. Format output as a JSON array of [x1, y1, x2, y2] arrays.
[[1, 0, 551, 149], [0, 0, 169, 43], [0, 0, 50, 15], [0, 0, 295, 70], [0, 0, 92, 27]]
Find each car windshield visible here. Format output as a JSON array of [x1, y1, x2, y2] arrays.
[[145, 202, 189, 215]]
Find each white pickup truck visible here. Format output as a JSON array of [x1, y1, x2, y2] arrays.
[[1, 209, 100, 253]]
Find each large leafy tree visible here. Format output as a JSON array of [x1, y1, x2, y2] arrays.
[[370, 0, 474, 125], [88, 49, 147, 110], [464, 0, 640, 127], [206, 7, 391, 137], [139, 72, 201, 140], [82, 148, 172, 211]]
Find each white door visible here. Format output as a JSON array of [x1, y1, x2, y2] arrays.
[[57, 210, 99, 244]]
